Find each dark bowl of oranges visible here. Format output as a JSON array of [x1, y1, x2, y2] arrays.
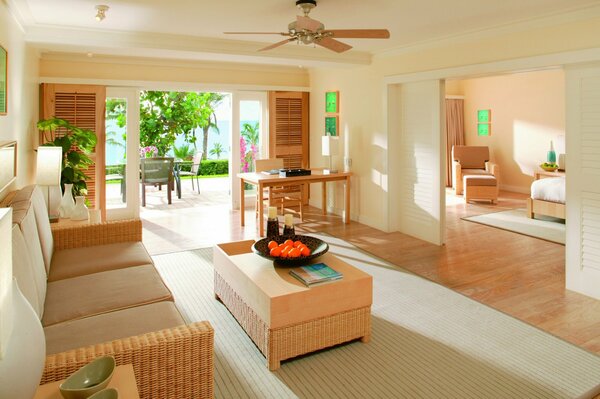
[[251, 235, 329, 266]]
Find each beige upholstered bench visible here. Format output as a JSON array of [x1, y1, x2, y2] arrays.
[[463, 174, 498, 203]]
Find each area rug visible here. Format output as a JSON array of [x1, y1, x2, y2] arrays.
[[462, 208, 565, 245], [152, 234, 599, 398]]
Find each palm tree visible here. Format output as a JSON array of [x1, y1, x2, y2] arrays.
[[209, 143, 224, 159], [200, 93, 225, 160], [241, 122, 260, 147]]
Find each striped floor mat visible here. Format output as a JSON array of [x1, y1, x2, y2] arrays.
[[153, 234, 600, 399]]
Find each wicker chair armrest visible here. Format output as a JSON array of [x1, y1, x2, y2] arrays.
[[52, 219, 143, 250], [42, 321, 214, 399]]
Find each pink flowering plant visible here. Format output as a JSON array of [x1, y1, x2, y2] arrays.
[[240, 122, 259, 173], [139, 145, 158, 158]]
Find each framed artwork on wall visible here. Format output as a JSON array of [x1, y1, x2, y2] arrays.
[[0, 45, 6, 115], [477, 123, 491, 136], [325, 116, 339, 136], [325, 91, 339, 114]]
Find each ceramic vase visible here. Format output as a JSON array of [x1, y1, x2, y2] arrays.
[[71, 196, 89, 221], [59, 183, 75, 218], [547, 140, 557, 163], [0, 280, 46, 399]]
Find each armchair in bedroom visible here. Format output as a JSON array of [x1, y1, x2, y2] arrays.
[[452, 145, 500, 203]]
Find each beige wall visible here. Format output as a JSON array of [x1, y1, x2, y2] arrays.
[[310, 14, 600, 231], [458, 70, 565, 193], [0, 3, 40, 200], [40, 55, 309, 88]]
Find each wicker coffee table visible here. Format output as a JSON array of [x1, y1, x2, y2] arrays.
[[213, 240, 372, 370]]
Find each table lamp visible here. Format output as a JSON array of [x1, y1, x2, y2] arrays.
[[322, 135, 339, 174], [36, 146, 63, 222]]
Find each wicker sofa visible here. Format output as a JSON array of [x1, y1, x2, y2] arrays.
[[4, 185, 214, 399]]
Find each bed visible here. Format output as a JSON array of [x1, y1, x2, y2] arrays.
[[526, 175, 565, 219]]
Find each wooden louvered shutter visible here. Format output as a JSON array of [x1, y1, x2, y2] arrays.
[[268, 91, 309, 202], [40, 83, 106, 213], [268, 91, 309, 167]]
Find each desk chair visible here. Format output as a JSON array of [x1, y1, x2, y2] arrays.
[[254, 158, 304, 220]]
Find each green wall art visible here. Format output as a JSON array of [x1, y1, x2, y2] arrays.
[[325, 91, 339, 113], [325, 116, 338, 136], [0, 46, 6, 115], [477, 109, 491, 136]]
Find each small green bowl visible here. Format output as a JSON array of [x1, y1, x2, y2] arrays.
[[59, 356, 116, 399], [88, 388, 118, 399]]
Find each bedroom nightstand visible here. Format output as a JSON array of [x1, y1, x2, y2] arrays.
[[534, 168, 566, 180]]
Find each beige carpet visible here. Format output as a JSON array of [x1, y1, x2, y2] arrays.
[[153, 234, 600, 398], [462, 208, 565, 244]]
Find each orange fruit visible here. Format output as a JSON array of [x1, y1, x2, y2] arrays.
[[269, 247, 281, 257], [293, 240, 303, 248], [300, 247, 311, 256], [288, 248, 301, 258], [267, 241, 278, 250], [284, 239, 294, 247]]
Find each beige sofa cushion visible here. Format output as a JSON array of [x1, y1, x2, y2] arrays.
[[49, 241, 153, 282], [11, 202, 47, 305], [44, 301, 185, 355], [42, 265, 173, 327], [12, 225, 44, 318]]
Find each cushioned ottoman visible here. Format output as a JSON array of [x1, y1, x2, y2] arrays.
[[463, 174, 498, 203]]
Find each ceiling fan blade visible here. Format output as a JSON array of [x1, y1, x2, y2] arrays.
[[324, 29, 390, 39], [224, 32, 286, 35], [296, 15, 323, 31], [258, 38, 294, 52], [316, 37, 352, 53]]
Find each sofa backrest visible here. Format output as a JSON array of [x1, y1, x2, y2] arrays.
[[10, 201, 47, 318], [452, 146, 490, 169], [11, 225, 44, 318], [9, 185, 54, 273]]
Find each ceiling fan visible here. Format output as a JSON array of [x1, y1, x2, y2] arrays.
[[224, 0, 390, 53]]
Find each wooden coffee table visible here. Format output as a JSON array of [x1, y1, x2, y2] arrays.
[[214, 240, 373, 370]]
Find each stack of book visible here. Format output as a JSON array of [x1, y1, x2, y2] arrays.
[[289, 263, 343, 286]]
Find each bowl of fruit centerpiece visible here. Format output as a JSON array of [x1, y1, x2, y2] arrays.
[[252, 235, 329, 266], [540, 162, 559, 172]]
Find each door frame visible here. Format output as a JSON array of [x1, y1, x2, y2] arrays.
[[230, 90, 269, 211], [105, 87, 140, 221]]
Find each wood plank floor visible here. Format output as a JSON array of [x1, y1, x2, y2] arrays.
[[141, 181, 600, 356]]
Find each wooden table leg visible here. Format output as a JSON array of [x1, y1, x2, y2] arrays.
[[240, 177, 245, 227], [344, 176, 350, 224], [258, 182, 265, 237], [322, 181, 327, 215]]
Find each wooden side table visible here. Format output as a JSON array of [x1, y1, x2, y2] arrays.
[[34, 364, 140, 399], [534, 168, 566, 180]]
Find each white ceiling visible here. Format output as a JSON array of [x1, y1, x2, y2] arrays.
[[7, 0, 600, 66]]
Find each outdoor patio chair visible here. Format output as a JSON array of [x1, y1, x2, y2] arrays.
[[141, 157, 174, 206], [175, 152, 202, 195]]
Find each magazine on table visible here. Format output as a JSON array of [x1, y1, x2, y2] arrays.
[[261, 169, 281, 175], [290, 263, 343, 286]]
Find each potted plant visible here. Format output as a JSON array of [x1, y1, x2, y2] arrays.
[[37, 117, 97, 196]]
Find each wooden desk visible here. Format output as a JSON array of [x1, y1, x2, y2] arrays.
[[238, 170, 352, 236], [534, 168, 566, 180], [34, 364, 140, 399]]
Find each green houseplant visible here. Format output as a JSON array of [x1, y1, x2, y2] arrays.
[[37, 117, 98, 196]]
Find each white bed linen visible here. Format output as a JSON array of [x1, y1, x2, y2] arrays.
[[531, 177, 565, 204]]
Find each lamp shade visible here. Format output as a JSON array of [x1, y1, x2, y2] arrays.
[[36, 147, 62, 186], [0, 208, 12, 359], [321, 136, 339, 157]]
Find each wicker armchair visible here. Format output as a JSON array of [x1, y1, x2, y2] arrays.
[[45, 220, 215, 399]]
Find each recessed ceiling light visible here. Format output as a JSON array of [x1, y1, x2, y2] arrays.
[[95, 5, 109, 22]]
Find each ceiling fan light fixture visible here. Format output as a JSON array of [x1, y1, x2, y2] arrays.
[[95, 5, 109, 22], [296, 0, 317, 16]]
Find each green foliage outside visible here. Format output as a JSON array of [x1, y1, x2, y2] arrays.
[[209, 142, 224, 159], [173, 144, 195, 161], [37, 117, 98, 196]]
